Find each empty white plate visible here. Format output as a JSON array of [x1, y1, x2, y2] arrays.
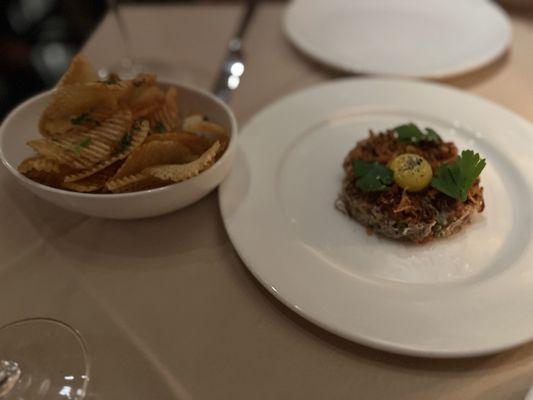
[[284, 0, 512, 78], [219, 78, 533, 357]]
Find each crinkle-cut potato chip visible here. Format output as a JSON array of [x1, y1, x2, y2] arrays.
[[18, 157, 72, 187], [130, 95, 165, 120], [18, 156, 62, 174], [27, 139, 99, 170], [126, 74, 157, 97], [92, 109, 133, 146], [22, 169, 63, 188], [63, 120, 149, 183], [77, 109, 133, 147], [57, 54, 99, 87], [62, 161, 122, 193], [148, 87, 181, 133], [120, 74, 162, 109], [65, 108, 116, 131], [127, 82, 162, 108], [62, 180, 102, 193], [105, 172, 167, 193], [40, 81, 131, 137], [27, 109, 134, 170], [121, 75, 164, 119], [113, 140, 194, 179], [182, 114, 229, 154], [146, 132, 211, 155], [42, 107, 114, 137], [144, 141, 221, 182], [182, 114, 226, 136], [39, 117, 72, 137], [131, 101, 162, 120]]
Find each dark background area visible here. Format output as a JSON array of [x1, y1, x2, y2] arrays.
[[0, 0, 211, 119], [0, 0, 107, 118]]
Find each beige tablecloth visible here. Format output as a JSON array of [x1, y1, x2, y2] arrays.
[[2, 3, 533, 399]]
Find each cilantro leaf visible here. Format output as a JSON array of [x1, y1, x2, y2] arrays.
[[395, 123, 424, 143], [431, 150, 486, 202], [154, 121, 166, 133], [431, 164, 461, 200], [425, 128, 442, 143], [353, 160, 394, 192], [394, 123, 442, 144], [73, 137, 92, 156], [71, 112, 91, 125]]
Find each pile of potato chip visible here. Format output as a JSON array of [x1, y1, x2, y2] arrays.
[[17, 54, 228, 193]]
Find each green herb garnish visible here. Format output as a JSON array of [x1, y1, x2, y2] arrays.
[[425, 128, 441, 143], [115, 131, 134, 154], [154, 121, 165, 133], [73, 137, 92, 156], [71, 113, 91, 125], [431, 150, 486, 202], [395, 123, 442, 144], [352, 159, 394, 192]]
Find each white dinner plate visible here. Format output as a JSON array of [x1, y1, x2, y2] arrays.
[[284, 0, 512, 78], [219, 78, 533, 357]]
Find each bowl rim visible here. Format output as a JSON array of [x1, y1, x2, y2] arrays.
[[0, 79, 238, 199]]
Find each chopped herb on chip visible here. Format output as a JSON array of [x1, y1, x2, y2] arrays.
[[71, 113, 91, 125], [73, 137, 92, 156], [154, 121, 166, 133], [115, 131, 134, 154]]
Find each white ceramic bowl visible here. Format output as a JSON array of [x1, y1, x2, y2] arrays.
[[0, 81, 237, 219]]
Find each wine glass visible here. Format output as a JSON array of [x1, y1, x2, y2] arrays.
[[100, 0, 210, 87], [0, 318, 90, 399], [99, 0, 142, 80]]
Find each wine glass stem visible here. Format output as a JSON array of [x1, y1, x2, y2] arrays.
[[0, 360, 21, 398], [107, 0, 135, 68]]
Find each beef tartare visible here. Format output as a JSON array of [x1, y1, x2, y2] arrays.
[[336, 123, 486, 243]]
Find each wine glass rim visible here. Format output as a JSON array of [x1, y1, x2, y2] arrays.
[[0, 317, 91, 399]]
